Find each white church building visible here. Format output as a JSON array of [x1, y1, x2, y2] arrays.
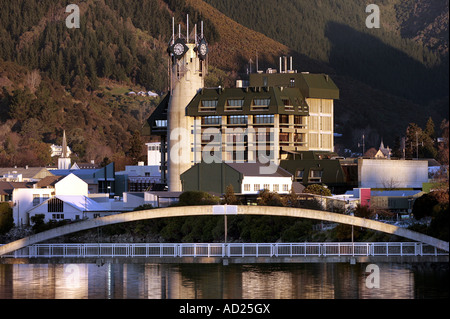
[[13, 174, 115, 226]]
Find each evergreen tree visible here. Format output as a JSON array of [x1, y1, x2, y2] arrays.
[[223, 184, 239, 205]]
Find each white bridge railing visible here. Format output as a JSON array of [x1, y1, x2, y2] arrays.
[[1, 242, 448, 258]]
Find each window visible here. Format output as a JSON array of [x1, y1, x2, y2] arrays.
[[309, 170, 323, 183], [263, 184, 270, 190], [273, 184, 279, 192], [32, 194, 40, 206], [254, 184, 260, 192], [199, 100, 218, 112], [290, 78, 295, 88], [283, 184, 289, 191], [52, 214, 64, 220], [244, 184, 251, 192], [294, 133, 305, 143], [48, 198, 64, 213], [279, 133, 289, 142], [295, 170, 304, 180], [225, 99, 244, 111], [228, 115, 248, 125], [282, 98, 293, 111], [155, 120, 167, 127], [254, 115, 274, 124], [294, 116, 305, 126], [201, 116, 221, 125], [280, 114, 289, 124], [251, 98, 270, 110]]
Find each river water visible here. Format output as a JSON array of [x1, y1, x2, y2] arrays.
[[0, 262, 448, 299]]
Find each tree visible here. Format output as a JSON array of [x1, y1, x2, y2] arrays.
[[128, 130, 144, 164], [177, 191, 220, 206], [437, 119, 449, 166], [422, 117, 438, 159], [353, 203, 373, 218], [304, 184, 331, 196], [412, 191, 443, 220], [223, 184, 239, 205], [405, 123, 422, 158], [0, 202, 14, 234], [257, 189, 284, 206]]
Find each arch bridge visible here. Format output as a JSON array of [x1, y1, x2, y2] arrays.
[[0, 205, 448, 257]]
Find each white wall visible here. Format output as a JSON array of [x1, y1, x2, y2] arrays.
[[28, 202, 82, 224], [358, 159, 428, 189], [12, 188, 54, 226], [55, 173, 88, 196], [241, 176, 292, 194], [146, 142, 162, 166]]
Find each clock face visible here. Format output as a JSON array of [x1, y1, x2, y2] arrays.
[[199, 43, 207, 56], [198, 39, 208, 60], [173, 43, 185, 56], [169, 39, 188, 59]]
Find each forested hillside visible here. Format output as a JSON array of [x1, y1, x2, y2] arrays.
[[202, 0, 449, 149], [0, 0, 448, 167], [0, 0, 220, 167]]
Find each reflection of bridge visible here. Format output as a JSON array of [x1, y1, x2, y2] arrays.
[[0, 205, 449, 259]]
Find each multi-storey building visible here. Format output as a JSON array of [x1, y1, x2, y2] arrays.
[[143, 18, 340, 192]]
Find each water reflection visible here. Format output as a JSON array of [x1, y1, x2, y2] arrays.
[[0, 263, 447, 299]]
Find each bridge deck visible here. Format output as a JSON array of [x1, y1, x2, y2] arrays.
[[1, 206, 448, 257], [1, 242, 447, 264]]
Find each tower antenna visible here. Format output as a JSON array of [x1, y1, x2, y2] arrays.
[[201, 21, 204, 38], [172, 17, 175, 45]]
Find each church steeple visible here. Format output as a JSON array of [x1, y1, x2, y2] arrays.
[[62, 130, 68, 158], [58, 130, 71, 169]]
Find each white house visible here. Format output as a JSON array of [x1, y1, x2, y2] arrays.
[[54, 173, 88, 196], [227, 163, 293, 195], [27, 195, 111, 223], [12, 187, 54, 226], [12, 173, 120, 226]]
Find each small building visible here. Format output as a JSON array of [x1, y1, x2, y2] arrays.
[[12, 173, 88, 226], [0, 181, 32, 202], [123, 191, 182, 209], [50, 163, 116, 196], [27, 195, 112, 223], [0, 167, 54, 182], [358, 158, 428, 190], [115, 162, 161, 193], [374, 140, 392, 159], [181, 161, 293, 195], [13, 173, 127, 226], [342, 188, 423, 216], [279, 151, 348, 194]]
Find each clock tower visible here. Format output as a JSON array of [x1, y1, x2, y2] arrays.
[[167, 16, 208, 192]]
